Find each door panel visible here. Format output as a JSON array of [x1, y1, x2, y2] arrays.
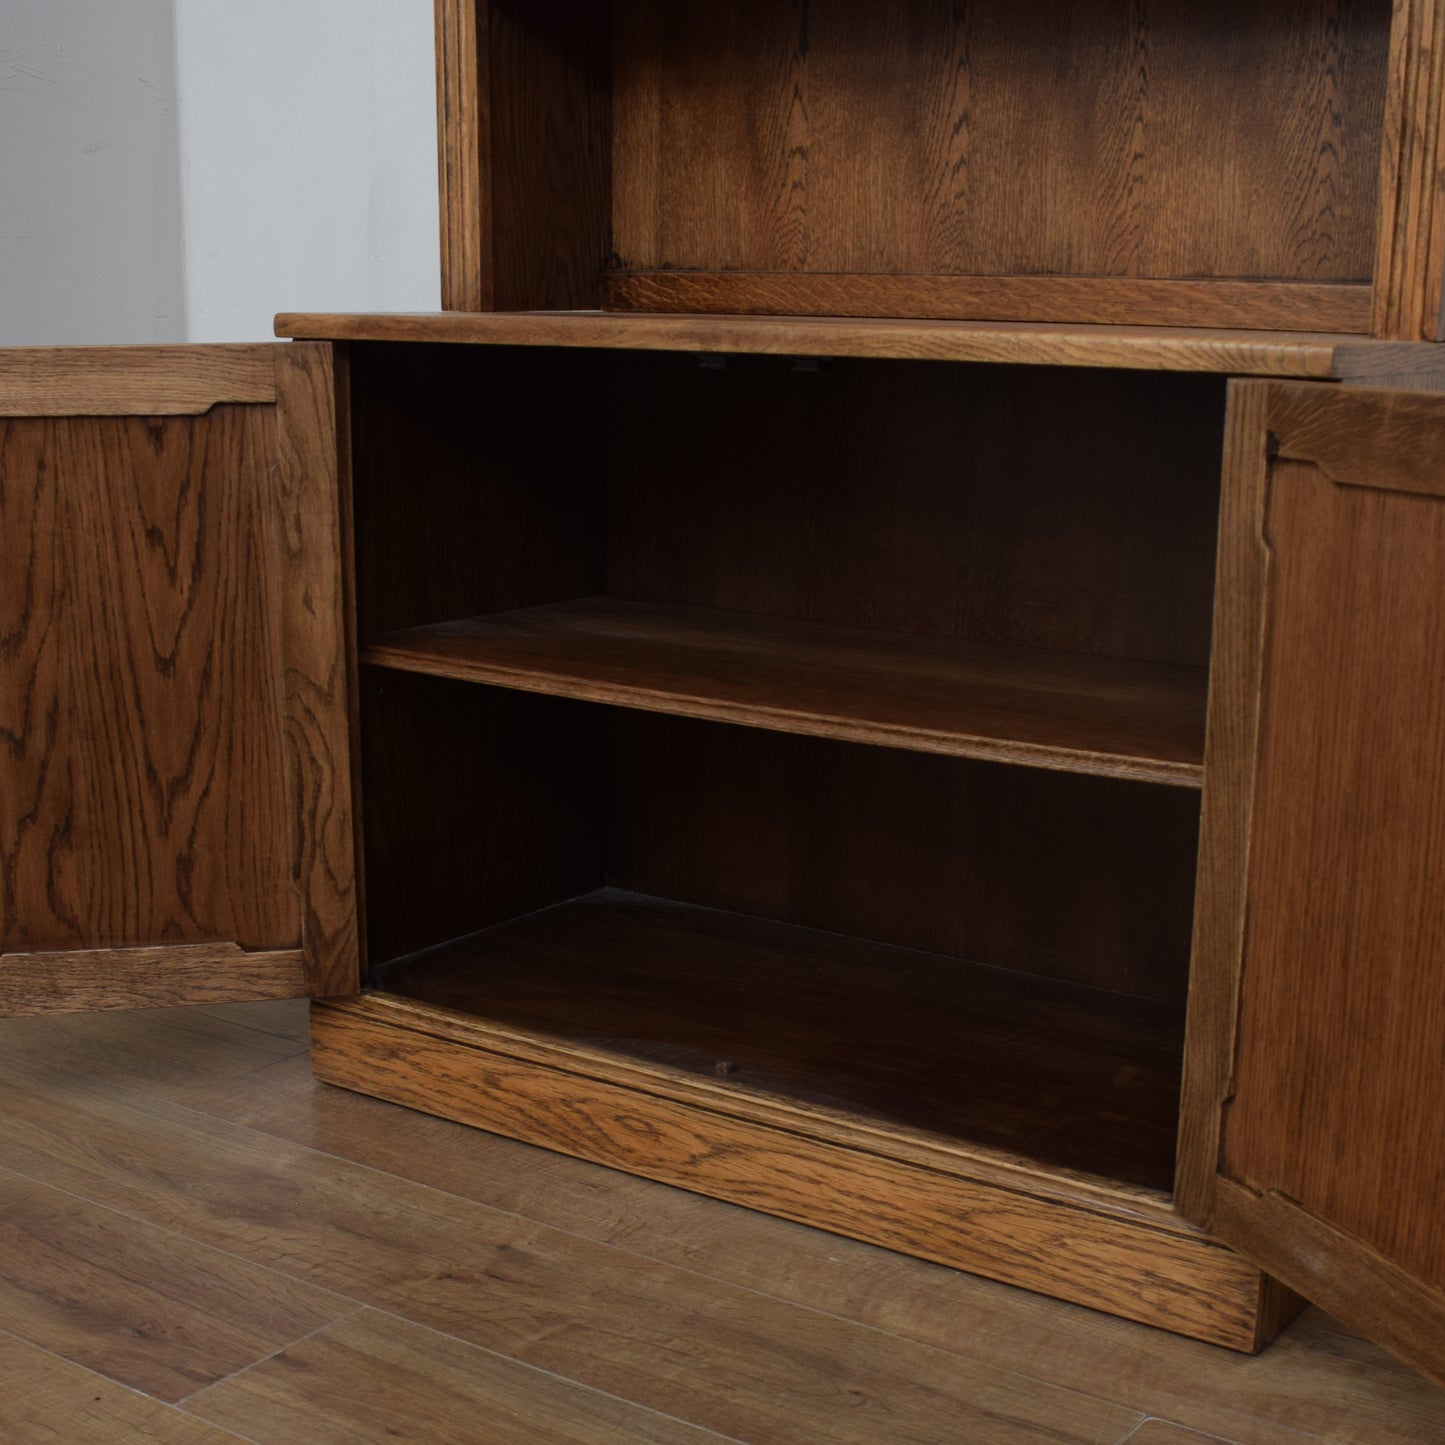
[[1181, 379, 1445, 1385], [0, 343, 356, 1013]]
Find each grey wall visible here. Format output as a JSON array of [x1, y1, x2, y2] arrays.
[[0, 0, 186, 344]]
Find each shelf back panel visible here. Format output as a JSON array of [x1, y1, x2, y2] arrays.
[[609, 0, 1389, 292]]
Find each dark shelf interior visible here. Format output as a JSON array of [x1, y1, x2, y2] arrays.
[[372, 888, 1186, 1193]]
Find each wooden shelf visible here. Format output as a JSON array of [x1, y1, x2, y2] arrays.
[[362, 598, 1207, 786], [275, 309, 1445, 384], [369, 888, 1186, 1194]]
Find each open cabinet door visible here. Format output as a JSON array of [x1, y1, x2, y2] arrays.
[[0, 344, 357, 1014], [1180, 379, 1445, 1384]]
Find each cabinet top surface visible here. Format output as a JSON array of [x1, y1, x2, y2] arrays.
[[273, 311, 1443, 382]]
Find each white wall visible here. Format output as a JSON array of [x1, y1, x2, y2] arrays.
[[0, 0, 186, 345], [0, 0, 439, 346], [173, 0, 440, 342]]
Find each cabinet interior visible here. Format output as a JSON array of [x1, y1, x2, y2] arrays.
[[348, 341, 1226, 1196], [479, 0, 1393, 328]]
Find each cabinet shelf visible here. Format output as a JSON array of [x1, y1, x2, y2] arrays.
[[362, 598, 1208, 785], [276, 309, 1445, 384], [370, 888, 1185, 1195]]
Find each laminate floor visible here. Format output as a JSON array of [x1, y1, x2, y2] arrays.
[[0, 1000, 1441, 1444]]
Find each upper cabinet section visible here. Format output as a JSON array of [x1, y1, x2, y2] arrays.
[[435, 0, 1445, 337]]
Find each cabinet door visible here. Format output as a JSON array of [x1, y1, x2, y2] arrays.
[[1180, 379, 1445, 1384], [0, 344, 357, 1014]]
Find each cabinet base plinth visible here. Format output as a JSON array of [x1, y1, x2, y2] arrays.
[[310, 993, 1301, 1352]]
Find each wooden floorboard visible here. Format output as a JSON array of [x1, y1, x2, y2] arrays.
[[184, 1308, 740, 1445], [0, 1331, 249, 1445], [1, 1001, 1443, 1443]]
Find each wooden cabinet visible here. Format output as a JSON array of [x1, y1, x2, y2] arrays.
[[3, 0, 1444, 1389], [0, 345, 355, 1011]]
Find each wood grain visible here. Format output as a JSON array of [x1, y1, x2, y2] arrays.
[[1267, 380, 1445, 493], [435, 0, 487, 311], [0, 1331, 249, 1445], [1213, 1181, 1445, 1389], [1221, 455, 1445, 1281], [0, 345, 277, 415], [0, 943, 306, 1016], [0, 1170, 349, 1401], [1187, 381, 1445, 1383], [311, 993, 1279, 1353], [609, 0, 1389, 296], [603, 272, 1375, 332], [185, 1307, 737, 1445], [276, 309, 1445, 377], [1371, 0, 1445, 338], [70, 1006, 1445, 1445], [369, 888, 1189, 1191], [364, 598, 1210, 785], [485, 1, 611, 310], [610, 716, 1202, 1005], [273, 344, 358, 998], [1174, 383, 1273, 1219], [0, 1068, 1146, 1445], [359, 672, 603, 968], [0, 402, 298, 960]]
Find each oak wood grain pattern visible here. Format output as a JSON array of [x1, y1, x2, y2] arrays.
[[1173, 383, 1273, 1220], [605, 356, 1224, 668], [274, 344, 358, 998], [1371, 0, 1445, 337], [185, 1307, 736, 1445], [0, 1070, 1146, 1445], [365, 599, 1209, 784], [0, 346, 277, 415], [62, 1007, 1445, 1445], [278, 308, 1445, 374], [360, 672, 603, 965], [611, 718, 1202, 1005], [331, 989, 1177, 1224], [0, 1170, 349, 1401], [370, 889, 1188, 1191], [1213, 1180, 1445, 1389], [610, 0, 1389, 289], [0, 405, 299, 962], [1220, 453, 1445, 1289], [603, 273, 1375, 332], [0, 943, 306, 1016], [0, 1332, 249, 1445], [310, 994, 1277, 1352], [1268, 379, 1445, 493], [436, 0, 487, 311]]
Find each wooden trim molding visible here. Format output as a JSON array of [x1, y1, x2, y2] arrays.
[[275, 310, 1445, 381], [603, 273, 1376, 334], [313, 992, 1292, 1352], [1372, 0, 1445, 339], [0, 346, 278, 416], [273, 345, 361, 999], [1267, 382, 1445, 495], [0, 944, 307, 1016], [435, 0, 488, 311], [1174, 381, 1275, 1222], [1213, 1179, 1445, 1387]]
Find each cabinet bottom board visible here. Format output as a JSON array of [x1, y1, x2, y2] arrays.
[[310, 993, 1299, 1352]]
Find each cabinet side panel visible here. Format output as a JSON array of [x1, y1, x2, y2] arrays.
[[0, 408, 299, 955], [1221, 459, 1445, 1289]]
